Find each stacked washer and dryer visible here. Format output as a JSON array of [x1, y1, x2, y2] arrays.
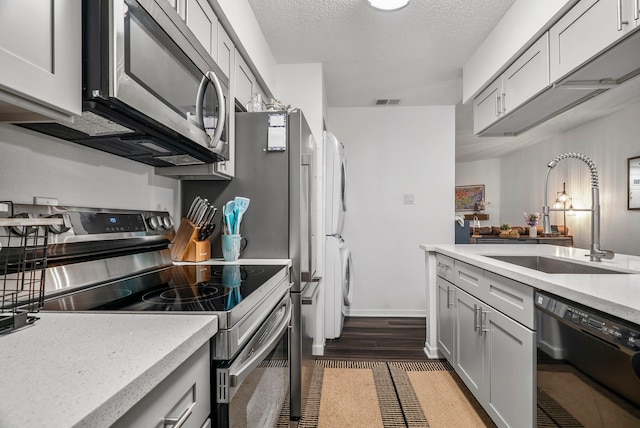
[[324, 131, 353, 340]]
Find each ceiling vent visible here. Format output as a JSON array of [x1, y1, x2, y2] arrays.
[[375, 99, 401, 105]]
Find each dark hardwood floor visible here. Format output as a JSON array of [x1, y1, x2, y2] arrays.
[[322, 317, 427, 361]]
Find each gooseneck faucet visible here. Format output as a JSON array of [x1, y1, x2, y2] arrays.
[[542, 152, 614, 262]]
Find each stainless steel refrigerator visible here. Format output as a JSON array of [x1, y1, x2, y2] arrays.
[[182, 110, 318, 420]]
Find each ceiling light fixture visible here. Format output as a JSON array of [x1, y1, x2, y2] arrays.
[[368, 0, 410, 12]]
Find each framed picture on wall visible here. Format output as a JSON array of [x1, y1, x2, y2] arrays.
[[455, 185, 485, 211]]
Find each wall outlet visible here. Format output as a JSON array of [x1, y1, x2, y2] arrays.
[[403, 193, 414, 204], [33, 196, 58, 206]]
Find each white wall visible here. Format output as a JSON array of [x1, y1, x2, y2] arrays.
[[327, 106, 455, 316], [0, 125, 180, 214], [499, 102, 640, 255], [456, 158, 501, 226]]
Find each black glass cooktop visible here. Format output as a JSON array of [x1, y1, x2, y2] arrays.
[[41, 264, 286, 312]]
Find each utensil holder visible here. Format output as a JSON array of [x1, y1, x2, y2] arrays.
[[171, 218, 211, 262]]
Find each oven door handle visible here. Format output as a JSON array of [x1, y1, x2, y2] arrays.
[[196, 70, 226, 151], [228, 297, 291, 388]]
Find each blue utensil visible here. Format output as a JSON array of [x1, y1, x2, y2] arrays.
[[233, 197, 250, 234], [224, 201, 236, 235]]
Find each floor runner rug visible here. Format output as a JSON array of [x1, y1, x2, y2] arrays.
[[278, 359, 585, 428]]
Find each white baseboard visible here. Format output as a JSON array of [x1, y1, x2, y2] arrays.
[[312, 343, 324, 356], [423, 343, 443, 359], [346, 308, 427, 317]]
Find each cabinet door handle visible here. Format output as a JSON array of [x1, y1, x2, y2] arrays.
[[446, 286, 454, 308], [495, 95, 501, 116], [501, 93, 506, 114], [164, 402, 195, 427], [618, 0, 629, 30], [473, 304, 481, 332], [635, 0, 639, 20], [481, 310, 490, 335]]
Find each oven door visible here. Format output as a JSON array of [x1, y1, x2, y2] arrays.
[[214, 293, 291, 428], [101, 0, 229, 158]]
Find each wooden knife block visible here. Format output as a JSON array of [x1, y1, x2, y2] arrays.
[[171, 218, 211, 262]]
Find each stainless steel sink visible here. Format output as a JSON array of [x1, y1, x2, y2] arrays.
[[486, 255, 630, 274]]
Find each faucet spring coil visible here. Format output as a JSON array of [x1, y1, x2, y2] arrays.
[[548, 152, 599, 188]]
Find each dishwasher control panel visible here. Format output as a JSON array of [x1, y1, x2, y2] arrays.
[[535, 291, 640, 353]]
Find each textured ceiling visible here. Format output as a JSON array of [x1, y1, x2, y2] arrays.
[[247, 0, 516, 107]]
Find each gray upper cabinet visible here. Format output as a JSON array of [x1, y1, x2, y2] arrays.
[[235, 51, 256, 110], [185, 0, 218, 61], [550, 0, 639, 83], [0, 0, 81, 122], [217, 26, 234, 80]]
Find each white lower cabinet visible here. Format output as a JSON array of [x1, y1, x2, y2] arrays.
[[454, 287, 535, 428], [485, 303, 535, 428], [436, 253, 537, 428], [454, 288, 486, 399], [113, 343, 211, 428], [436, 276, 455, 361]]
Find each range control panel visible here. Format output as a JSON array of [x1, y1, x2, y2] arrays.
[[2, 203, 174, 243], [535, 291, 640, 353]]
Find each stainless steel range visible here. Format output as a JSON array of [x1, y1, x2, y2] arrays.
[[1, 202, 291, 428]]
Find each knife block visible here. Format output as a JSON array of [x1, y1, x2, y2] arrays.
[[171, 218, 211, 262]]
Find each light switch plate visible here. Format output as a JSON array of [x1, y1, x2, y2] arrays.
[[403, 193, 414, 204]]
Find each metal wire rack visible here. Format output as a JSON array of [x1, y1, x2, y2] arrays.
[[0, 206, 63, 334]]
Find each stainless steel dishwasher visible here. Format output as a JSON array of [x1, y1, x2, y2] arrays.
[[535, 290, 640, 426]]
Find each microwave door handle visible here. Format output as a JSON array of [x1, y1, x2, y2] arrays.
[[196, 70, 226, 150]]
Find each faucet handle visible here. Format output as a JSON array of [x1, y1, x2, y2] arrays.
[[586, 250, 615, 261], [600, 250, 615, 260]]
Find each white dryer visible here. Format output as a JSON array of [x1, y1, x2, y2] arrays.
[[324, 131, 346, 236], [324, 235, 353, 340]]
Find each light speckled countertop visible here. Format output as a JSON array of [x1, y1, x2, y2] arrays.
[[420, 244, 640, 325], [0, 312, 217, 428]]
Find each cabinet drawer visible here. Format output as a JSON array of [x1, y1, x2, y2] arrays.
[[484, 271, 534, 329], [113, 343, 211, 428], [436, 254, 455, 282], [454, 261, 486, 298]]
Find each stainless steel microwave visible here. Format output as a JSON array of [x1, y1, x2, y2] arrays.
[[19, 0, 229, 167]]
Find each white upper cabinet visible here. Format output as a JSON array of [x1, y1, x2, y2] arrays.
[[503, 34, 550, 112], [473, 79, 504, 135], [550, 0, 639, 83], [0, 0, 81, 122], [473, 34, 550, 134], [185, 0, 219, 61], [470, 0, 640, 136]]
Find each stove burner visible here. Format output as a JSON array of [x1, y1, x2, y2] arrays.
[[142, 284, 220, 305]]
